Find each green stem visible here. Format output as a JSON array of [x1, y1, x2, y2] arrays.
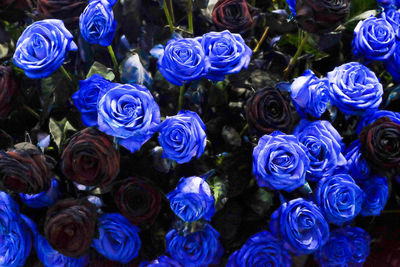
[[240, 123, 249, 136], [283, 31, 310, 79], [23, 105, 40, 120], [60, 65, 72, 83], [188, 0, 193, 34], [169, 0, 175, 24], [107, 45, 119, 74], [178, 85, 185, 111], [163, 0, 175, 34], [253, 26, 270, 53]]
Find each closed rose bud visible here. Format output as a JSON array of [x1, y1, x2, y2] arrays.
[[360, 116, 400, 175], [212, 0, 254, 33], [294, 0, 351, 34], [0, 66, 18, 119], [245, 86, 296, 135], [0, 143, 53, 194], [37, 0, 88, 29], [114, 177, 161, 225], [61, 127, 120, 189], [44, 198, 98, 257]]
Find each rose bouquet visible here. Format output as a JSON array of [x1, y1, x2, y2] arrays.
[[0, 0, 399, 266]]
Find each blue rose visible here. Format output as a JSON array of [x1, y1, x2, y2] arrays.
[[384, 9, 400, 37], [360, 175, 389, 216], [72, 74, 112, 127], [92, 213, 141, 263], [385, 41, 400, 82], [356, 109, 400, 134], [286, 0, 296, 16], [21, 215, 89, 267], [140, 255, 182, 267], [315, 174, 364, 226], [20, 178, 62, 209], [97, 83, 161, 152], [378, 0, 396, 8], [314, 229, 353, 267], [167, 176, 215, 222], [227, 231, 291, 267], [199, 30, 252, 81], [290, 70, 330, 118], [294, 120, 346, 182], [327, 62, 383, 115], [79, 0, 117, 46], [166, 224, 223, 267], [344, 140, 371, 183], [353, 15, 396, 60], [345, 227, 370, 265], [270, 198, 329, 254], [157, 38, 206, 86], [13, 19, 77, 79], [158, 110, 206, 164], [0, 192, 32, 267], [253, 131, 310, 192]]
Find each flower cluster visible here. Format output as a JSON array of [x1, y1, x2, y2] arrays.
[[158, 30, 252, 85]]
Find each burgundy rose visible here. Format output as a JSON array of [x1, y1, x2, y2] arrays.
[[245, 86, 296, 135], [115, 177, 162, 226], [44, 198, 98, 257], [295, 0, 351, 33], [212, 0, 254, 33], [0, 66, 18, 119], [36, 0, 88, 29], [61, 127, 120, 189], [360, 116, 400, 175], [0, 143, 53, 194]]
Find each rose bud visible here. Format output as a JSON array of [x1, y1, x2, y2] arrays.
[[0, 143, 53, 194], [0, 66, 18, 119], [245, 86, 296, 135], [114, 177, 161, 226], [360, 116, 400, 175], [37, 0, 88, 29], [44, 198, 98, 257], [61, 127, 120, 189], [212, 0, 254, 33], [293, 0, 351, 34]]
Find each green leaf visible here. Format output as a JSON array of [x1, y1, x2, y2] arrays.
[[49, 118, 77, 150], [87, 61, 115, 81], [278, 34, 329, 61], [49, 118, 66, 149], [350, 0, 378, 17], [246, 188, 274, 216], [0, 43, 9, 59]]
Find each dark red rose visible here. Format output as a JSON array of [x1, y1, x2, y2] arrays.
[[0, 143, 53, 194], [360, 116, 400, 175], [114, 177, 162, 226], [212, 0, 254, 33], [44, 198, 98, 257], [0, 66, 18, 119], [295, 0, 351, 33], [36, 0, 88, 29], [0, 0, 32, 21], [245, 86, 296, 135], [0, 0, 31, 9], [61, 127, 120, 189]]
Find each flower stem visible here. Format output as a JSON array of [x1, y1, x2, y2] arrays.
[[178, 85, 185, 111], [283, 31, 310, 79], [253, 26, 269, 53], [60, 65, 72, 83], [240, 123, 249, 136], [163, 0, 175, 34], [187, 0, 193, 34], [169, 0, 175, 24], [23, 105, 40, 120], [107, 45, 119, 75]]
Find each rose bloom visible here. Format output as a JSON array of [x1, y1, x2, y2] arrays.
[[212, 0, 254, 33]]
